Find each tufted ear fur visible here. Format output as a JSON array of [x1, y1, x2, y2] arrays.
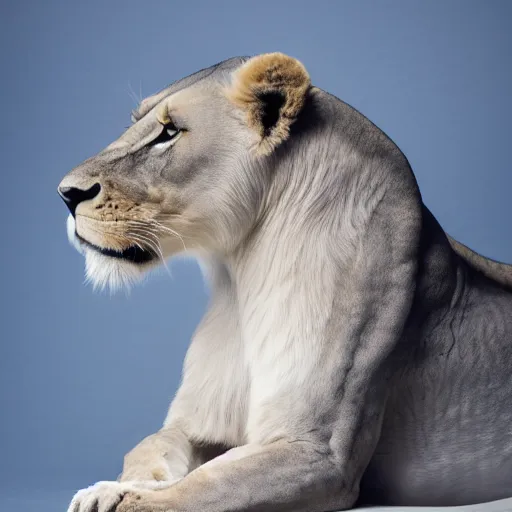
[[226, 53, 311, 155]]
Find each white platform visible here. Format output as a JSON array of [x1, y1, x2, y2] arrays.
[[3, 489, 511, 512]]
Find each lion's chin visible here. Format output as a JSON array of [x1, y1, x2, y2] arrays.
[[66, 214, 149, 292], [83, 249, 145, 292]]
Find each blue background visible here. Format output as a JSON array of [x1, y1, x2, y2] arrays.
[[1, 0, 511, 509]]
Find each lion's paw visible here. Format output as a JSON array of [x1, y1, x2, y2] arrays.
[[67, 481, 134, 512]]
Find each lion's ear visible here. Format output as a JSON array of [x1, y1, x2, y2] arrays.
[[227, 53, 311, 155]]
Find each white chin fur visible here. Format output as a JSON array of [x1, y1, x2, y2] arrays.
[[66, 214, 144, 293], [84, 249, 144, 293]]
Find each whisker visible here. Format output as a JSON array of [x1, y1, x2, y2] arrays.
[[128, 232, 160, 257], [126, 219, 188, 251], [80, 222, 175, 282], [81, 224, 160, 261], [127, 82, 140, 109], [129, 232, 173, 281], [148, 221, 188, 251]]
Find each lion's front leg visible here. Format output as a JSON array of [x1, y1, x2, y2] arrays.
[[114, 269, 418, 510], [67, 424, 192, 512], [113, 375, 391, 512], [119, 425, 192, 485], [116, 442, 352, 512]]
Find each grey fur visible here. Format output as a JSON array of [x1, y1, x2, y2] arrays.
[[59, 54, 512, 511]]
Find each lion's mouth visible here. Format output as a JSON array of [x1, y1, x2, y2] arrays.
[[76, 233, 155, 264]]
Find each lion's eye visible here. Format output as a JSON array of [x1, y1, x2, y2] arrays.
[[148, 124, 180, 148]]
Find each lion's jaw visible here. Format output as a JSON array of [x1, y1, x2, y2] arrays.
[[66, 214, 147, 291]]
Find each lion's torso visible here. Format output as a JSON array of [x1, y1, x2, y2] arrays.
[[359, 206, 512, 506]]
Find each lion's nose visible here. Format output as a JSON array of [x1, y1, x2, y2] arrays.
[[58, 183, 101, 216]]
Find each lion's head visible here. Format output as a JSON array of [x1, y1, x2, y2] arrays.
[[58, 53, 311, 290]]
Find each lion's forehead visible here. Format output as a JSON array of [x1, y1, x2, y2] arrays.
[[132, 56, 249, 123]]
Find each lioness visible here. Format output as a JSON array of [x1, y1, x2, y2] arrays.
[[59, 53, 512, 511]]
